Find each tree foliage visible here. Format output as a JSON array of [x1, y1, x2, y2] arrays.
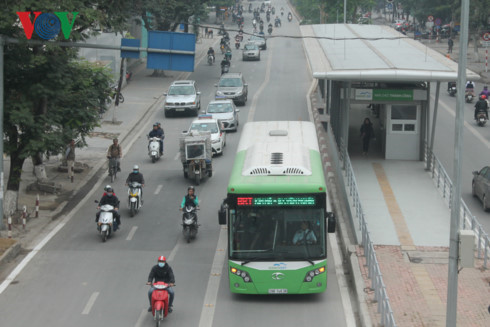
[[0, 0, 133, 193], [291, 0, 375, 24]]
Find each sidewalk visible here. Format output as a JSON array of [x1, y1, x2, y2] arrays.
[[0, 26, 219, 269], [346, 105, 490, 326]]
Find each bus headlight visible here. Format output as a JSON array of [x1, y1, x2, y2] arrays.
[[231, 267, 252, 283], [304, 266, 326, 282]]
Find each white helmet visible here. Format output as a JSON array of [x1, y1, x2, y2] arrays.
[[133, 165, 139, 171]]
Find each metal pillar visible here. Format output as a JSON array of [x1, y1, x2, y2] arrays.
[[446, 0, 470, 326], [427, 81, 440, 171]]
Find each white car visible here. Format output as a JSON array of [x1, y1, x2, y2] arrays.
[[204, 100, 239, 132], [188, 116, 226, 156]]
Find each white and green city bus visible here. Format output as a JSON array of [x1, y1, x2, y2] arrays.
[[218, 121, 336, 294]]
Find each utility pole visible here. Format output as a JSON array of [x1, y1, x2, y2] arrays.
[[446, 0, 470, 326], [343, 0, 346, 24]]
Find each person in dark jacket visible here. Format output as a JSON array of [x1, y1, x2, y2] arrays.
[[180, 186, 199, 209], [360, 117, 375, 156], [474, 95, 489, 120], [147, 256, 175, 313], [126, 165, 145, 202], [95, 187, 121, 228], [148, 122, 164, 154]]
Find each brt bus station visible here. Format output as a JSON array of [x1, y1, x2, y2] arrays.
[[302, 24, 489, 326]]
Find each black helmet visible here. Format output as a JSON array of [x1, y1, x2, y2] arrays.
[[106, 187, 114, 193], [188, 186, 195, 191], [153, 122, 158, 127]]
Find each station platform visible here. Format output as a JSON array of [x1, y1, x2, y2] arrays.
[[346, 106, 490, 326]]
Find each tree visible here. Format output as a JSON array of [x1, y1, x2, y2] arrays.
[[0, 0, 132, 214]]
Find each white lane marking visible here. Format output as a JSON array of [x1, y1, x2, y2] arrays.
[[126, 226, 138, 241], [329, 234, 356, 327], [198, 227, 227, 327], [174, 152, 180, 161], [433, 95, 490, 149], [154, 185, 163, 195], [247, 43, 274, 122], [134, 308, 147, 327], [81, 292, 100, 315], [167, 241, 180, 262]]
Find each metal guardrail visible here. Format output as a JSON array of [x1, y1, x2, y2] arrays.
[[424, 144, 489, 268], [340, 137, 397, 327]]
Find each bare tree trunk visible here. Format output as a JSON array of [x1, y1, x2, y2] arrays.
[[5, 152, 26, 216]]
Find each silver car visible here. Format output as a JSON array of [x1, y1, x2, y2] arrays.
[[248, 34, 267, 50], [215, 73, 248, 106], [242, 43, 260, 61], [204, 100, 240, 132], [472, 166, 490, 211], [164, 80, 201, 117]]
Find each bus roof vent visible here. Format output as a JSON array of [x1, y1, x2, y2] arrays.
[[242, 143, 312, 176], [270, 152, 283, 164], [269, 130, 288, 136]]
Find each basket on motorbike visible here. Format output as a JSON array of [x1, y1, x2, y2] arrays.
[[179, 131, 213, 185]]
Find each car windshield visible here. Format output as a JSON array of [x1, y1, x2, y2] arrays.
[[250, 36, 265, 42], [229, 207, 326, 261], [168, 85, 195, 96], [244, 44, 258, 50], [219, 78, 243, 87], [207, 103, 233, 113], [190, 122, 219, 134]]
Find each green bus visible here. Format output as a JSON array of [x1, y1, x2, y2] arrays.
[[218, 121, 336, 294]]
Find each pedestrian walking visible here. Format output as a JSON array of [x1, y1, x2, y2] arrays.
[[204, 27, 208, 38], [65, 139, 76, 183], [448, 38, 453, 53], [360, 118, 375, 156]]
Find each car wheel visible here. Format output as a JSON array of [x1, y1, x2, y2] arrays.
[[164, 111, 171, 118], [472, 182, 477, 197], [263, 44, 267, 50], [484, 194, 489, 212], [258, 55, 261, 61]]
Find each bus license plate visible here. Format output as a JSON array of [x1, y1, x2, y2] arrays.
[[268, 289, 288, 294]]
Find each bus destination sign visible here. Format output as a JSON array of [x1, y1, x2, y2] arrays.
[[237, 196, 316, 206]]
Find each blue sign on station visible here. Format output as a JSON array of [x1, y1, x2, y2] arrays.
[[147, 31, 196, 72]]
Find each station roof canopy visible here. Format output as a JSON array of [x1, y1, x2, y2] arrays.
[[301, 24, 480, 82]]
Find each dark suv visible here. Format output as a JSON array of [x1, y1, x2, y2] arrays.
[[214, 73, 248, 106], [163, 80, 201, 117]]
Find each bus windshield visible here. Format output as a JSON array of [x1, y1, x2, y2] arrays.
[[229, 207, 325, 261]]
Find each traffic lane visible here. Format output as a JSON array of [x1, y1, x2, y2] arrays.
[[430, 91, 490, 230], [212, 244, 347, 327], [252, 37, 311, 122]]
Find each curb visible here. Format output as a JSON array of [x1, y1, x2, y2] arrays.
[[0, 241, 21, 268]]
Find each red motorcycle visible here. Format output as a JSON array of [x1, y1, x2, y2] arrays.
[[150, 282, 170, 326]]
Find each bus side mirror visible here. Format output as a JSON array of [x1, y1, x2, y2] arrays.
[[327, 212, 336, 233], [218, 200, 227, 225]]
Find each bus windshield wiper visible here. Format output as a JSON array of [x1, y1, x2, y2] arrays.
[[241, 257, 258, 266]]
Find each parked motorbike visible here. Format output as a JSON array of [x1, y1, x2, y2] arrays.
[[150, 282, 171, 326], [465, 89, 475, 103], [148, 136, 162, 163], [127, 182, 142, 217], [107, 157, 118, 182], [476, 112, 488, 127], [182, 205, 199, 243], [97, 203, 116, 242]]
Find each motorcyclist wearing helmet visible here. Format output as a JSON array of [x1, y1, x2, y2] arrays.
[[126, 165, 145, 202], [474, 94, 489, 120], [147, 256, 175, 313], [207, 47, 215, 63], [102, 184, 116, 197], [96, 186, 121, 228], [148, 122, 164, 155], [480, 85, 490, 97]]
